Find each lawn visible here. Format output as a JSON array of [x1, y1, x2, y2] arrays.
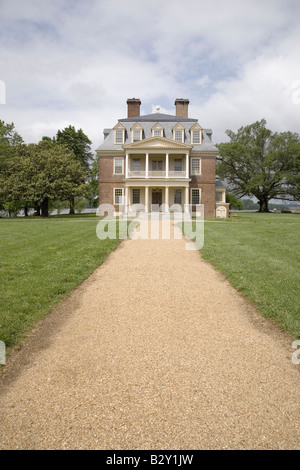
[[0, 215, 127, 351], [184, 213, 300, 338]]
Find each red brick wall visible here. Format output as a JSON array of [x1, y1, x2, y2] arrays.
[[190, 154, 216, 217], [98, 154, 125, 209]]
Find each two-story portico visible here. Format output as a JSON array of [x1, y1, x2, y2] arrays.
[[96, 98, 229, 218], [123, 136, 192, 212]]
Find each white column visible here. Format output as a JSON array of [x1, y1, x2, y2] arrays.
[[166, 153, 169, 178], [125, 153, 129, 178], [145, 153, 149, 178], [145, 186, 149, 212], [222, 190, 226, 203], [185, 187, 189, 205], [186, 153, 189, 178], [125, 187, 129, 213], [165, 186, 169, 211]]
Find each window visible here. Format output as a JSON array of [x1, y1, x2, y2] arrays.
[[192, 130, 201, 144], [113, 123, 125, 144], [173, 123, 184, 143], [174, 159, 182, 171], [174, 189, 182, 205], [191, 158, 201, 175], [151, 123, 164, 137], [190, 123, 202, 144], [131, 123, 143, 142], [115, 130, 124, 143], [133, 130, 141, 142], [114, 188, 123, 205], [191, 188, 200, 205], [152, 160, 162, 170], [132, 158, 141, 171], [174, 130, 183, 142], [114, 157, 123, 174], [132, 189, 140, 204]]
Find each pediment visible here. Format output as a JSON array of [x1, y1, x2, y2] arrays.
[[123, 136, 192, 150]]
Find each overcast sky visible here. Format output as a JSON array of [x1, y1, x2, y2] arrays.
[[0, 0, 299, 152]]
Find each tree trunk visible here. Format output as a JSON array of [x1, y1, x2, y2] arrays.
[[258, 197, 270, 212], [69, 196, 75, 214], [34, 202, 41, 217], [41, 197, 49, 217], [24, 205, 28, 217]]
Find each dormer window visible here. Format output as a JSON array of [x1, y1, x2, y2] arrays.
[[131, 123, 143, 142], [151, 123, 164, 137], [172, 123, 184, 143], [190, 123, 202, 144], [113, 123, 125, 144]]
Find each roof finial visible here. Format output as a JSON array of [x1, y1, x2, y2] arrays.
[[155, 105, 160, 113]]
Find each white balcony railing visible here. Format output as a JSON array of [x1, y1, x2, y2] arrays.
[[127, 170, 187, 179]]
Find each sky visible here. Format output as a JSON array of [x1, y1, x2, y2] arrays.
[[0, 0, 300, 152]]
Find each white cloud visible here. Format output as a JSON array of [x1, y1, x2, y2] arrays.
[[0, 0, 299, 150]]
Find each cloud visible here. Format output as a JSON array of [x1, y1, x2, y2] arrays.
[[0, 0, 299, 150]]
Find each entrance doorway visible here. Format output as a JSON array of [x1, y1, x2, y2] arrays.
[[152, 189, 162, 207]]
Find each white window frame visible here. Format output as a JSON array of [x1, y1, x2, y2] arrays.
[[190, 123, 202, 145], [151, 123, 164, 137], [172, 123, 185, 143], [114, 188, 123, 205], [114, 157, 124, 175], [191, 130, 201, 144], [174, 130, 183, 142], [191, 188, 201, 205], [191, 157, 201, 175], [131, 123, 143, 143], [114, 124, 125, 145]]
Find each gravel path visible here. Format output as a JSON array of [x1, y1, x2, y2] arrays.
[[0, 221, 299, 450]]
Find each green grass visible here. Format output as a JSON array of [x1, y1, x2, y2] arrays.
[[0, 216, 129, 351], [184, 213, 300, 338]]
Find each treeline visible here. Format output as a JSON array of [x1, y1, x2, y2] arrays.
[[226, 194, 298, 211], [0, 120, 98, 217]]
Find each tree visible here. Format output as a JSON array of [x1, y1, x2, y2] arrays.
[[226, 193, 243, 210], [1, 140, 87, 217], [56, 126, 92, 214], [0, 120, 23, 211], [84, 155, 99, 208], [217, 119, 300, 212]]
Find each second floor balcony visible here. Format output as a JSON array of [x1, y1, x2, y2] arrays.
[[125, 153, 189, 180]]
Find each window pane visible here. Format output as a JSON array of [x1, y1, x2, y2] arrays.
[[192, 189, 200, 205], [154, 129, 162, 136], [116, 130, 123, 143], [174, 159, 182, 171], [192, 130, 200, 143], [133, 130, 140, 141], [132, 189, 140, 204], [175, 130, 183, 142], [114, 158, 123, 173], [174, 189, 182, 204], [132, 158, 140, 171], [191, 159, 200, 174], [114, 189, 123, 204]]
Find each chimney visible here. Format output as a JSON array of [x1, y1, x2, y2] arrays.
[[127, 98, 141, 118], [174, 98, 190, 118]]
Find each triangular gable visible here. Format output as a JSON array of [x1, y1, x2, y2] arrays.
[[123, 136, 192, 150]]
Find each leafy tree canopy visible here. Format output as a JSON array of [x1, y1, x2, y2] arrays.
[[217, 119, 300, 212], [56, 125, 92, 170], [1, 139, 87, 217]]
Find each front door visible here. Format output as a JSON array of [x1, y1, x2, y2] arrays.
[[152, 189, 162, 207]]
